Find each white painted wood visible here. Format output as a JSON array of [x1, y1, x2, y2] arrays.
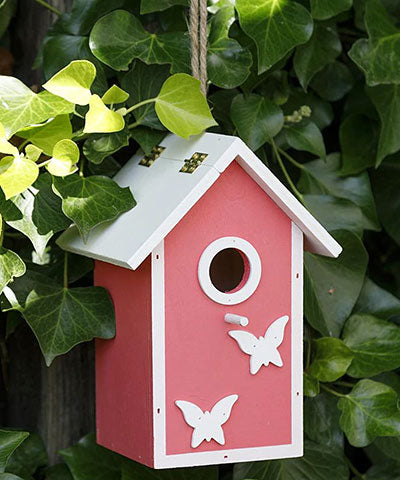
[[224, 314, 249, 327], [228, 316, 289, 375], [175, 395, 239, 449], [197, 237, 262, 305], [57, 132, 341, 269]]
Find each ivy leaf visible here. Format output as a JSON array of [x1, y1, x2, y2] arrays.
[[304, 230, 368, 337], [0, 77, 74, 138], [308, 337, 354, 382], [154, 74, 217, 138], [52, 175, 136, 242], [371, 158, 400, 246], [338, 379, 400, 447], [230, 93, 284, 150], [43, 60, 96, 106], [0, 155, 39, 200], [354, 277, 400, 321], [235, 0, 313, 73], [305, 393, 344, 451], [47, 139, 79, 177], [284, 88, 334, 130], [304, 372, 320, 397], [368, 85, 400, 165], [140, 0, 187, 14], [285, 121, 326, 158], [120, 62, 169, 130], [0, 430, 29, 473], [0, 190, 53, 259], [365, 464, 400, 480], [83, 95, 125, 134], [122, 461, 218, 480], [0, 0, 17, 39], [83, 127, 130, 165], [130, 127, 166, 155], [6, 433, 47, 479], [310, 0, 353, 19], [340, 114, 379, 175], [342, 314, 400, 378], [349, 0, 400, 86], [233, 440, 349, 480], [44, 464, 73, 480], [0, 123, 18, 157], [0, 248, 25, 296], [294, 24, 342, 90], [18, 115, 73, 156], [89, 10, 190, 73], [298, 154, 380, 231], [101, 85, 129, 105], [5, 271, 115, 366], [310, 61, 354, 102]]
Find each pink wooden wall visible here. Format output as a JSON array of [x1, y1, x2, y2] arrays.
[[164, 160, 292, 455]]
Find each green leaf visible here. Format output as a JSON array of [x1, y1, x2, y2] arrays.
[[338, 379, 400, 447], [122, 458, 218, 480], [44, 464, 73, 480], [0, 248, 25, 296], [52, 175, 136, 242], [32, 174, 71, 236], [304, 371, 320, 397], [230, 93, 284, 150], [0, 190, 53, 259], [0, 430, 29, 473], [155, 74, 217, 138], [120, 62, 169, 130], [60, 434, 122, 480], [235, 0, 313, 73], [130, 127, 166, 156], [6, 433, 47, 479], [0, 474, 23, 480], [89, 10, 190, 73], [298, 154, 380, 231], [43, 60, 96, 106], [349, 0, 400, 86], [304, 230, 368, 337], [294, 24, 342, 90], [140, 0, 187, 14], [5, 271, 115, 366], [101, 85, 129, 105], [368, 85, 400, 165], [18, 116, 73, 156], [340, 114, 379, 174], [374, 436, 400, 464], [83, 95, 125, 134], [305, 393, 344, 451], [285, 121, 326, 158], [308, 337, 354, 382], [284, 88, 334, 130], [0, 0, 17, 38], [83, 127, 130, 165], [371, 158, 400, 246], [0, 123, 18, 157], [354, 277, 400, 321], [342, 314, 400, 377], [47, 139, 79, 177], [310, 0, 353, 19], [233, 440, 349, 480], [0, 77, 74, 138], [0, 155, 39, 200], [310, 61, 354, 102], [365, 463, 400, 480]]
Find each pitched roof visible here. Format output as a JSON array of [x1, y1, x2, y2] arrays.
[[57, 133, 342, 269]]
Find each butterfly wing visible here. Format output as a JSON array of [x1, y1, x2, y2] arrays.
[[263, 315, 289, 367], [175, 400, 204, 428], [228, 331, 259, 355], [210, 394, 239, 426]]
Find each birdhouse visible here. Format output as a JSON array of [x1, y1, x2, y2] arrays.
[[58, 133, 341, 469]]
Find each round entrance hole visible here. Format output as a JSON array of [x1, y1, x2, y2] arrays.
[[209, 248, 248, 293]]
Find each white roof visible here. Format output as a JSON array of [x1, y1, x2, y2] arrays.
[[57, 133, 342, 269]]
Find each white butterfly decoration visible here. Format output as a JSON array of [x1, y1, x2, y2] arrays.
[[175, 394, 238, 448], [228, 315, 289, 375]]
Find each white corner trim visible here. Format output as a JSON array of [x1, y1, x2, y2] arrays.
[[197, 237, 262, 305]]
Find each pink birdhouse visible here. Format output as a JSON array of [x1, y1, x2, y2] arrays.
[[58, 133, 341, 469]]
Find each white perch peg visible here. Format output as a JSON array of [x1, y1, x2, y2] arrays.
[[224, 313, 249, 327]]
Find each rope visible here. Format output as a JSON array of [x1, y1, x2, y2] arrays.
[[189, 0, 208, 96]]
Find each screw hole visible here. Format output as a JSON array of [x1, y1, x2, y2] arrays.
[[296, 273, 299, 279], [157, 408, 161, 414], [156, 254, 160, 260], [224, 455, 228, 459], [296, 392, 300, 396]]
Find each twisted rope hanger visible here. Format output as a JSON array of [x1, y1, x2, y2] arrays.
[[189, 0, 208, 96]]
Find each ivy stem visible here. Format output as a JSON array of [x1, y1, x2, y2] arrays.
[[0, 216, 4, 248], [128, 121, 140, 129], [35, 0, 62, 15], [335, 380, 355, 389], [271, 139, 304, 204], [346, 457, 365, 479], [277, 146, 305, 170], [18, 140, 29, 152], [124, 98, 156, 116], [320, 384, 347, 398], [79, 157, 85, 177], [37, 160, 50, 168], [63, 252, 68, 289]]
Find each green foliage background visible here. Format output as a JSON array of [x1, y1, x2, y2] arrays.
[[1, 0, 400, 478]]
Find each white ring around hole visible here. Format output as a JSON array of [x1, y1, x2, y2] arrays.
[[198, 237, 262, 305]]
